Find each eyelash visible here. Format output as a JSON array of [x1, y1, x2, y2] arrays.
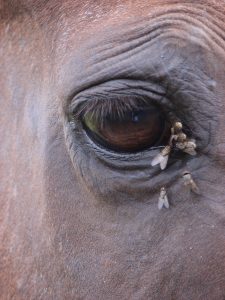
[[73, 96, 149, 120], [72, 94, 177, 125]]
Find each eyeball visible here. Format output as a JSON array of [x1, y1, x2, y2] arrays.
[[82, 100, 170, 153]]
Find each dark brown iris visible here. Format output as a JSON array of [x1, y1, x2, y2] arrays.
[[83, 105, 167, 153]]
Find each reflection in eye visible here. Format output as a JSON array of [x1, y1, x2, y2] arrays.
[[81, 98, 170, 153]]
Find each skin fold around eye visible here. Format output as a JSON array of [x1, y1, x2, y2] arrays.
[[82, 101, 170, 153]]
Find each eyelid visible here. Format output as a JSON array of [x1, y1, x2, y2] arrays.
[[68, 78, 169, 116], [74, 96, 163, 122]]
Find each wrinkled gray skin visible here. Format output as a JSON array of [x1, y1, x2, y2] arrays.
[[1, 1, 225, 299]]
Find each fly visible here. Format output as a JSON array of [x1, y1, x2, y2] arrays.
[[151, 145, 171, 170], [158, 187, 169, 210], [182, 171, 200, 194], [151, 121, 197, 170]]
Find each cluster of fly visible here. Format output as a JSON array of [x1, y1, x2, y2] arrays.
[[153, 121, 200, 210], [73, 100, 199, 210], [158, 170, 200, 210], [151, 121, 197, 170]]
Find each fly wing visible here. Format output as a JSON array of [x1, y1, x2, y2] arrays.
[[158, 196, 165, 210], [189, 138, 196, 144], [151, 153, 164, 167], [183, 148, 197, 156], [184, 140, 197, 156], [191, 181, 201, 194], [160, 155, 169, 170], [163, 194, 170, 209]]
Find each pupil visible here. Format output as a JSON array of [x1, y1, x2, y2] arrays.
[[132, 113, 140, 123]]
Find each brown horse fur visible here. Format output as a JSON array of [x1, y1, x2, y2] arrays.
[[1, 1, 225, 299]]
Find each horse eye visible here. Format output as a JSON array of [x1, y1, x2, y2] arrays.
[[82, 104, 169, 153]]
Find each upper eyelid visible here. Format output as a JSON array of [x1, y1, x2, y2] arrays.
[[72, 96, 167, 123], [68, 78, 169, 116]]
